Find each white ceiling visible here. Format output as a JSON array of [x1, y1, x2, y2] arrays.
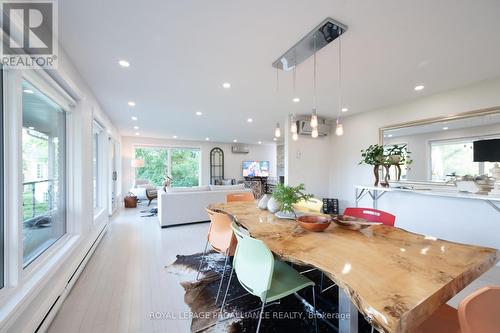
[[59, 0, 500, 144]]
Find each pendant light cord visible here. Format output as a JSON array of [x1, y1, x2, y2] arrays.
[[337, 35, 342, 122], [313, 34, 317, 110]]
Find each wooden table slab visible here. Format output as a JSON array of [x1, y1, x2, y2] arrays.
[[211, 201, 499, 333]]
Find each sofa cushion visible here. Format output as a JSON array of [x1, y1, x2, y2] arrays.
[[166, 185, 210, 193], [209, 184, 245, 191]]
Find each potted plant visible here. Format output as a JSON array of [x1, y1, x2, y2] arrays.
[[385, 144, 413, 181], [359, 144, 387, 186], [271, 183, 313, 218]]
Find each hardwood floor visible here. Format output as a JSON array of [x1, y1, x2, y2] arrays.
[[48, 205, 209, 333], [48, 205, 500, 333]]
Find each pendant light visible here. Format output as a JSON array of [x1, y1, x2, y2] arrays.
[[335, 34, 344, 136], [275, 122, 281, 138], [311, 127, 319, 138], [310, 34, 318, 131], [292, 132, 299, 141]]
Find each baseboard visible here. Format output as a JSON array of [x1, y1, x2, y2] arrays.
[[161, 220, 210, 228]]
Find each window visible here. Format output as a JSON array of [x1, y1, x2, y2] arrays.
[[92, 121, 103, 210], [135, 147, 200, 187], [430, 139, 496, 181], [22, 80, 66, 266]]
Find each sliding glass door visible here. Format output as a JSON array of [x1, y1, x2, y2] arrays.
[[22, 79, 66, 266]]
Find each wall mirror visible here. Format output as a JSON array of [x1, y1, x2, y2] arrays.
[[380, 107, 500, 184]]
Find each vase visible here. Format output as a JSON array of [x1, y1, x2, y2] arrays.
[[267, 197, 281, 213], [258, 194, 271, 210], [373, 164, 380, 186]]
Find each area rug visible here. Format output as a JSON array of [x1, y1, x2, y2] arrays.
[[166, 252, 373, 332]]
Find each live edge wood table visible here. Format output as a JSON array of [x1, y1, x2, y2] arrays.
[[211, 201, 499, 333]]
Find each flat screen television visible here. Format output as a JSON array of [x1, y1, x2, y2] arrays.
[[242, 161, 270, 177], [473, 139, 500, 162]]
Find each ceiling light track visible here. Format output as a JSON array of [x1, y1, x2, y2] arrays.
[[272, 17, 347, 71]]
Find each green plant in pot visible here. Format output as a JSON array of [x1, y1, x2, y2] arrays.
[[272, 183, 313, 218], [359, 144, 387, 186], [385, 144, 413, 181]]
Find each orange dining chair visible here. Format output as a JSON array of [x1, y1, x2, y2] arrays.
[[414, 285, 500, 333], [458, 285, 500, 333], [196, 208, 237, 304], [226, 191, 255, 203]]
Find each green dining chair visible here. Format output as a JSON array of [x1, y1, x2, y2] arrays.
[[220, 221, 317, 333]]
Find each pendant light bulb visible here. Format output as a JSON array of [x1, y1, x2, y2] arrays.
[[274, 122, 281, 138], [310, 108, 318, 128], [335, 120, 344, 136], [311, 127, 319, 138], [292, 132, 299, 141]]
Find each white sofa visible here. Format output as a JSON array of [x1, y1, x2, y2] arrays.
[[157, 184, 253, 227]]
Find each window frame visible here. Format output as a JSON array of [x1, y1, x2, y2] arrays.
[[133, 144, 202, 187], [0, 68, 77, 295], [428, 135, 500, 180]]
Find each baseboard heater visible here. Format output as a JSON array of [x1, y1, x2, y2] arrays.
[[34, 224, 108, 332]]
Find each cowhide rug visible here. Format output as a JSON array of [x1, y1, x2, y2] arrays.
[[165, 252, 373, 333]]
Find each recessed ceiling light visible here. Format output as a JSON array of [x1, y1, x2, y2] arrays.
[[135, 132, 140, 136], [23, 89, 34, 94], [233, 139, 238, 143], [128, 101, 136, 107], [342, 107, 348, 112], [173, 135, 178, 139], [222, 82, 231, 89], [292, 97, 300, 103], [247, 118, 253, 123], [196, 111, 202, 116], [28, 126, 35, 130], [414, 85, 424, 91], [258, 141, 262, 144], [273, 138, 277, 141], [131, 116, 138, 121], [388, 134, 393, 138], [119, 60, 130, 67], [133, 126, 139, 130], [442, 127, 449, 130], [205, 137, 210, 141]]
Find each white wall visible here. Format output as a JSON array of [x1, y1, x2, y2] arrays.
[[1, 46, 120, 332], [121, 136, 276, 192], [328, 77, 500, 251], [329, 77, 500, 204]]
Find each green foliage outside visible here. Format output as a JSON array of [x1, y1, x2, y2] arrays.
[[135, 148, 168, 186], [23, 190, 49, 221], [171, 149, 200, 187], [135, 147, 200, 187]]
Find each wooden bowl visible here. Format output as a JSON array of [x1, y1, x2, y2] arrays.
[[296, 215, 332, 232], [333, 215, 382, 230]]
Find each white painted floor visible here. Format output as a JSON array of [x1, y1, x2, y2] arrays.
[[48, 205, 500, 333]]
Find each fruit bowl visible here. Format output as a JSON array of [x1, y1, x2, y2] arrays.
[[296, 215, 332, 232], [333, 215, 382, 230]]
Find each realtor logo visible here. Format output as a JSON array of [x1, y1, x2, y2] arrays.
[[1, 0, 58, 68]]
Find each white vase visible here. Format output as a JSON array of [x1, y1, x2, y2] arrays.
[[267, 197, 281, 213], [258, 194, 271, 210]]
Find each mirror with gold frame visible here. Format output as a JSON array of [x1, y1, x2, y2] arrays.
[[379, 107, 500, 184]]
